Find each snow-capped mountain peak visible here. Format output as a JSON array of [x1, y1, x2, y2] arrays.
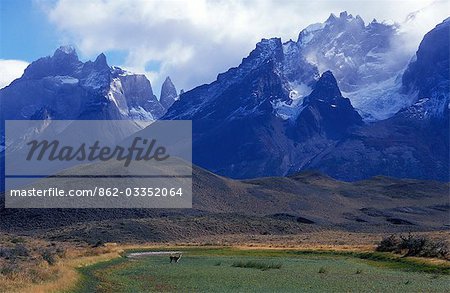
[[0, 47, 166, 122], [297, 11, 412, 120], [55, 45, 77, 55]]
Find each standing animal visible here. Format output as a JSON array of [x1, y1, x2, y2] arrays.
[[169, 254, 182, 263]]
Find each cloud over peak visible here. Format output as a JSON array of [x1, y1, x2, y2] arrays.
[[0, 60, 29, 89], [36, 0, 450, 93]]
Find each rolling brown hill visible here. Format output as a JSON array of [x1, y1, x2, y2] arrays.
[[0, 166, 448, 243]]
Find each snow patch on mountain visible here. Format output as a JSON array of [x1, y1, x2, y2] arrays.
[[58, 45, 76, 55], [298, 23, 325, 46], [272, 82, 312, 120], [106, 77, 129, 116], [297, 12, 412, 121], [342, 76, 413, 121], [289, 82, 312, 100], [271, 98, 305, 121], [129, 106, 156, 120], [51, 75, 79, 85], [81, 71, 108, 90]]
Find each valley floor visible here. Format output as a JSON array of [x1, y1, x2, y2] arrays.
[[74, 247, 450, 293], [1, 231, 449, 293]]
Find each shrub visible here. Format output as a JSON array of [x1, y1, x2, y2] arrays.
[[11, 244, 30, 258], [0, 262, 20, 276], [93, 240, 105, 248], [41, 249, 57, 266], [0, 247, 12, 259], [420, 239, 449, 259], [376, 234, 400, 252], [55, 247, 66, 258], [10, 237, 25, 244], [399, 234, 427, 256], [1, 244, 30, 260], [318, 267, 327, 274], [376, 234, 449, 260]]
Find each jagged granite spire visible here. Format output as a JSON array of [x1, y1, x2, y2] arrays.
[[304, 70, 342, 103], [160, 76, 177, 109], [298, 71, 362, 139], [1, 46, 166, 121], [23, 45, 82, 79], [94, 53, 108, 68], [53, 45, 78, 58]]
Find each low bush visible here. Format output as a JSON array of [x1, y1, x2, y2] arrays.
[[0, 262, 20, 276], [376, 234, 449, 260], [0, 247, 11, 259], [93, 240, 105, 248], [41, 249, 57, 266], [0, 244, 30, 261], [55, 247, 67, 258], [12, 244, 30, 258], [376, 234, 400, 252], [10, 237, 25, 244]]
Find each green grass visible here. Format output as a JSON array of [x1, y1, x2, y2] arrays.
[[231, 260, 282, 270], [71, 247, 450, 293], [289, 250, 450, 275]]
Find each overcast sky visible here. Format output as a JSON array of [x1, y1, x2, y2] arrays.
[[0, 0, 448, 94]]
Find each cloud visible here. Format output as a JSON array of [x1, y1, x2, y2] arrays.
[[42, 0, 448, 94], [398, 0, 450, 53], [0, 60, 29, 89]]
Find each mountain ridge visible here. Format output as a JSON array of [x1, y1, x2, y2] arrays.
[[0, 15, 448, 184], [0, 46, 168, 122], [163, 17, 449, 181]]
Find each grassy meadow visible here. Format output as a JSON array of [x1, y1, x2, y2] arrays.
[[71, 247, 450, 293]]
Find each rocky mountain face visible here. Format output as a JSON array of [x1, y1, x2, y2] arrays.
[[297, 12, 413, 120], [164, 36, 362, 178], [0, 46, 165, 122], [164, 17, 449, 181], [295, 71, 363, 140], [295, 15, 449, 181], [0, 46, 171, 191], [160, 76, 178, 110], [0, 15, 448, 185], [299, 12, 403, 90], [401, 17, 449, 119], [302, 18, 449, 181], [165, 12, 416, 123]]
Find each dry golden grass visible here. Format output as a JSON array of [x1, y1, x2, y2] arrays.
[[0, 237, 123, 293], [180, 229, 450, 249], [20, 252, 121, 293]]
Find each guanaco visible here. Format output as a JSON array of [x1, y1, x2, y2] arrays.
[[169, 254, 182, 263]]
